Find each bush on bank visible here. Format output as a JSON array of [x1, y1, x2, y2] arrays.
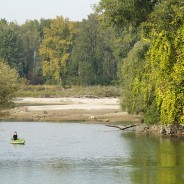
[[0, 62, 20, 110]]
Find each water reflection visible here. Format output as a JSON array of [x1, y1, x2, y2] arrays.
[[122, 132, 184, 184]]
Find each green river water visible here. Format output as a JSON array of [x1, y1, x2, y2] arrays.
[[0, 122, 184, 184]]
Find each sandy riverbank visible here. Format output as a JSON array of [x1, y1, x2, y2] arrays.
[[5, 97, 140, 123]]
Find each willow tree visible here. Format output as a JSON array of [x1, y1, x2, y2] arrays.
[[141, 0, 184, 124], [124, 0, 184, 124], [39, 16, 78, 86]]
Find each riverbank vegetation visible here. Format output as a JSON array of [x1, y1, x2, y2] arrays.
[[0, 62, 20, 110], [0, 0, 183, 127], [17, 85, 120, 98]]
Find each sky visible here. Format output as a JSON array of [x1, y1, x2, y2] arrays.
[[0, 0, 100, 24]]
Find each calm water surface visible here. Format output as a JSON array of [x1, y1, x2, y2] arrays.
[[0, 122, 184, 184]]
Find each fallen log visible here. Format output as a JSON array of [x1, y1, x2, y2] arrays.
[[106, 123, 141, 130]]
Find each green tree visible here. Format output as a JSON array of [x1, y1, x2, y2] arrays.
[[97, 0, 159, 28], [0, 19, 24, 74], [0, 61, 19, 110], [120, 41, 150, 109], [19, 20, 43, 83], [72, 14, 117, 85]]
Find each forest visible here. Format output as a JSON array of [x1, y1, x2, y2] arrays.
[[0, 0, 183, 125]]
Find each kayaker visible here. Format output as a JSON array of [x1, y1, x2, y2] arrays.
[[13, 131, 18, 140]]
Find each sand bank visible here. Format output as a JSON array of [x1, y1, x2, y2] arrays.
[[7, 97, 140, 123]]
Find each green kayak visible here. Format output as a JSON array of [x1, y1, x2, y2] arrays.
[[10, 138, 25, 144]]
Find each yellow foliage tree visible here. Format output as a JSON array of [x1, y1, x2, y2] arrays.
[[141, 4, 184, 124], [39, 16, 78, 86]]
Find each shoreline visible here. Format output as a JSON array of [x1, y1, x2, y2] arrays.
[[2, 97, 184, 136], [5, 97, 140, 123]]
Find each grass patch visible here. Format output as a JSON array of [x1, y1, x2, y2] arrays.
[[17, 85, 120, 98]]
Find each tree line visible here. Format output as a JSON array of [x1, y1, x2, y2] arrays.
[[0, 0, 183, 125], [0, 15, 117, 86]]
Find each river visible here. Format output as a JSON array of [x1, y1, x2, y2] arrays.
[[0, 122, 184, 184]]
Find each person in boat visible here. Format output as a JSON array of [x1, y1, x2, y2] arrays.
[[13, 131, 18, 140]]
